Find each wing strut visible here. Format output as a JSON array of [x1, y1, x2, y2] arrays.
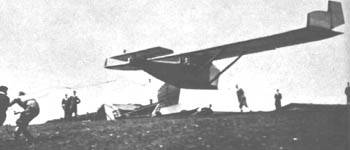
[[210, 54, 243, 83]]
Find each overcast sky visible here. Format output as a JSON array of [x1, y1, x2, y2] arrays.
[[0, 0, 349, 124]]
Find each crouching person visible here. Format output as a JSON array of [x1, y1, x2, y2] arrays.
[[9, 91, 40, 143]]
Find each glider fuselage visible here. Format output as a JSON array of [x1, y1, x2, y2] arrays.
[[130, 60, 219, 89]]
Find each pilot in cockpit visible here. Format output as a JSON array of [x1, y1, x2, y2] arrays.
[[180, 57, 191, 65]]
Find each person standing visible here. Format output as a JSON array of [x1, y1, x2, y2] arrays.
[[236, 85, 248, 112], [345, 82, 350, 105], [68, 90, 81, 118], [0, 86, 10, 126], [61, 94, 69, 120], [274, 89, 282, 110], [9, 91, 40, 143]]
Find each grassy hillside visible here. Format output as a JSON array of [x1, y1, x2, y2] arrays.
[[0, 106, 348, 150]]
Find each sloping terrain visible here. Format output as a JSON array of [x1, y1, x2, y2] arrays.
[[0, 105, 348, 150]]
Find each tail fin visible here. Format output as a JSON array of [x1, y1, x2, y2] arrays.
[[328, 1, 344, 28], [307, 1, 344, 29]]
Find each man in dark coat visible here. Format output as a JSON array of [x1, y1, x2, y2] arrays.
[[9, 91, 40, 142], [345, 82, 350, 105], [61, 94, 69, 120], [236, 85, 248, 112], [68, 90, 81, 118], [274, 89, 282, 110], [0, 86, 10, 126]]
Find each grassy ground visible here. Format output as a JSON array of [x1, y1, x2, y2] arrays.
[[0, 107, 348, 150]]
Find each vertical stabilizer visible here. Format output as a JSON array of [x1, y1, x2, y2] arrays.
[[328, 1, 344, 28]]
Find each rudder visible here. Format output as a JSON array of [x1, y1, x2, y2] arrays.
[[328, 1, 344, 29]]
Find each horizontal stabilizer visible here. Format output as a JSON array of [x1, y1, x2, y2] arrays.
[[110, 47, 173, 61], [105, 63, 139, 70], [307, 1, 344, 29]]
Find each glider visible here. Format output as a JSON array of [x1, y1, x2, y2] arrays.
[[105, 1, 344, 91]]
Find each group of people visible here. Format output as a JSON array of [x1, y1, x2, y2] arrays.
[[235, 82, 350, 112], [235, 84, 282, 112], [0, 86, 81, 143], [0, 86, 40, 143], [0, 82, 348, 144], [61, 90, 81, 120]]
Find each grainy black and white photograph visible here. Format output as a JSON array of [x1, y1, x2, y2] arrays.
[[0, 0, 349, 149]]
